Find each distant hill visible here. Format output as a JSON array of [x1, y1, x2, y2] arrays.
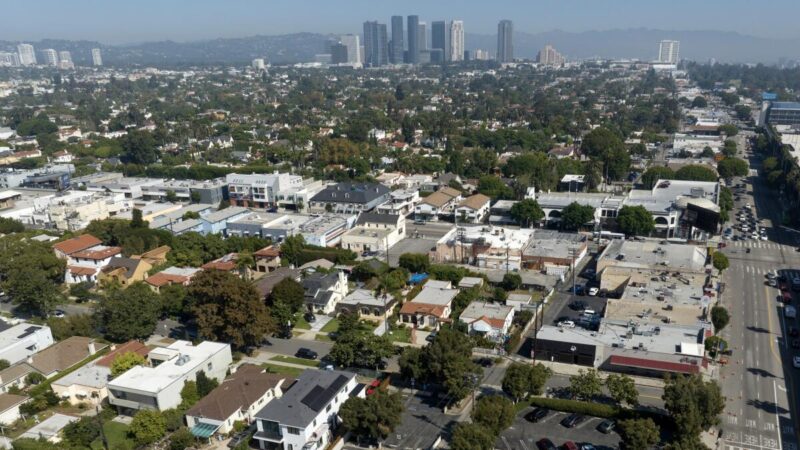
[[0, 29, 796, 66]]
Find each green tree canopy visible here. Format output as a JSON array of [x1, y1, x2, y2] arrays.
[[640, 167, 675, 189], [398, 253, 430, 273], [606, 373, 639, 407], [617, 205, 655, 237], [711, 305, 730, 333], [663, 374, 724, 437], [450, 423, 496, 450], [63, 416, 101, 448], [267, 277, 305, 329], [339, 389, 404, 443], [187, 270, 275, 349], [501, 363, 552, 403], [560, 202, 595, 231], [674, 165, 718, 182], [712, 251, 729, 273], [569, 368, 603, 400], [471, 395, 515, 435], [129, 409, 167, 446], [618, 418, 661, 450], [477, 175, 513, 200], [95, 283, 162, 342], [509, 199, 544, 227], [717, 157, 749, 178], [110, 351, 147, 377], [501, 273, 522, 291], [691, 96, 708, 108], [121, 129, 160, 165]]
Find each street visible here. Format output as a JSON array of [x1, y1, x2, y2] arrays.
[[717, 142, 798, 450]]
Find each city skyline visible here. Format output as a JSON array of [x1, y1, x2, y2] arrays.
[[3, 0, 800, 44]]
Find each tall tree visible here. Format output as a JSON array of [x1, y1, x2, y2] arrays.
[[95, 283, 162, 342], [339, 390, 404, 444], [617, 418, 661, 450], [501, 363, 552, 403], [280, 234, 305, 267], [509, 199, 544, 228], [129, 409, 167, 446], [187, 270, 275, 349], [560, 202, 596, 230], [711, 305, 730, 333], [450, 423, 495, 450], [606, 374, 639, 407], [569, 368, 603, 400], [662, 374, 725, 437], [640, 166, 675, 189], [617, 205, 655, 236], [471, 395, 515, 435]]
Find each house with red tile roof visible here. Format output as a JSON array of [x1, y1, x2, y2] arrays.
[[52, 234, 102, 259], [64, 244, 122, 285], [459, 302, 515, 342]]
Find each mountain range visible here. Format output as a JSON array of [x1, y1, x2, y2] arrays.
[[1, 29, 796, 67]]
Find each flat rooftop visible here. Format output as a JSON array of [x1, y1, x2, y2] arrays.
[[599, 239, 708, 273], [605, 298, 708, 327], [523, 230, 586, 259], [439, 225, 534, 251], [534, 192, 624, 210]]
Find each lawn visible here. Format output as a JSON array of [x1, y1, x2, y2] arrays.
[[270, 355, 320, 367], [294, 315, 312, 330], [320, 318, 340, 333], [386, 326, 411, 343], [314, 333, 333, 342], [91, 421, 133, 450], [261, 363, 305, 377]]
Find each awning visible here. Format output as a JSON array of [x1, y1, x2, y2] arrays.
[[191, 422, 221, 438], [609, 355, 700, 374]]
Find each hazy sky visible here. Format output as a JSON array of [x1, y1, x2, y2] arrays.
[[4, 0, 800, 44]]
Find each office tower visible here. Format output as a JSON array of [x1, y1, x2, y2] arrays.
[[58, 51, 74, 69], [418, 22, 427, 50], [464, 50, 472, 61], [658, 40, 680, 63], [363, 21, 388, 67], [497, 20, 514, 63], [432, 21, 447, 61], [406, 15, 420, 64], [429, 48, 445, 64], [537, 44, 565, 66], [91, 48, 103, 66], [0, 52, 20, 67], [17, 44, 36, 66], [474, 49, 490, 60], [42, 49, 59, 66], [390, 15, 404, 64], [449, 21, 464, 62], [252, 58, 265, 70], [339, 34, 361, 64], [330, 43, 348, 64]]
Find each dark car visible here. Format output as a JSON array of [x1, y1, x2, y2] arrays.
[[562, 442, 579, 450], [228, 432, 250, 448], [524, 407, 549, 423], [561, 413, 586, 428], [475, 357, 494, 367], [790, 327, 799, 337], [295, 348, 318, 360], [275, 326, 293, 339], [569, 300, 587, 311], [536, 439, 558, 450], [303, 312, 316, 323], [597, 419, 616, 434], [792, 339, 800, 349], [426, 332, 437, 342]]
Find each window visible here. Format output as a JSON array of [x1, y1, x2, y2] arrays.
[[326, 404, 332, 412], [286, 427, 301, 435], [207, 362, 213, 371]]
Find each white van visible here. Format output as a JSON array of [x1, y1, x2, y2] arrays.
[[786, 305, 796, 319]]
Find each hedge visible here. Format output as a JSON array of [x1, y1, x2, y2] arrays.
[[529, 397, 618, 418]]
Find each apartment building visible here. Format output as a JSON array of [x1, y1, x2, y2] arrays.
[[226, 173, 323, 211]]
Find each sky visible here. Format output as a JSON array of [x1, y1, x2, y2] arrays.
[[3, 0, 800, 44]]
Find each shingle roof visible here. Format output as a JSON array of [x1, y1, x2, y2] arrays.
[[71, 246, 122, 260], [95, 341, 150, 368], [311, 182, 390, 204], [186, 364, 287, 421], [53, 235, 102, 256], [29, 337, 107, 376], [254, 370, 355, 428], [0, 393, 28, 413], [458, 194, 490, 211], [101, 257, 145, 279]]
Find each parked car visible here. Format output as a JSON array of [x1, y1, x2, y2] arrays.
[[51, 309, 65, 318], [303, 312, 316, 323], [524, 407, 549, 423], [295, 348, 318, 360], [475, 357, 494, 367], [561, 413, 586, 428], [228, 432, 250, 448], [536, 439, 558, 450], [569, 301, 587, 310], [794, 356, 800, 369], [597, 419, 616, 434], [558, 320, 576, 329], [588, 287, 599, 296], [562, 441, 579, 450]]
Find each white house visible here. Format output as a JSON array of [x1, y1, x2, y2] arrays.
[[459, 302, 515, 342], [455, 194, 491, 223], [108, 340, 232, 414], [0, 322, 54, 365], [0, 394, 28, 425], [64, 245, 122, 284], [254, 370, 363, 450], [414, 187, 462, 221], [302, 271, 349, 314], [340, 213, 406, 254], [185, 364, 288, 438], [375, 188, 420, 216]]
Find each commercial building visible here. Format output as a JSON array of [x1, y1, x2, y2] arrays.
[[339, 34, 361, 65], [450, 21, 464, 62], [521, 230, 588, 274], [496, 20, 514, 63], [42, 49, 59, 66], [254, 370, 363, 450], [309, 182, 390, 214], [390, 16, 404, 64], [363, 21, 388, 67], [186, 364, 288, 438], [764, 102, 800, 127], [108, 340, 232, 413], [58, 51, 74, 69], [141, 178, 227, 205], [624, 179, 720, 238], [406, 15, 420, 64], [91, 48, 102, 66], [431, 21, 447, 62], [200, 206, 251, 236], [341, 213, 405, 254], [432, 225, 535, 271], [17, 44, 36, 66], [658, 40, 680, 63], [537, 44, 565, 66], [226, 172, 322, 211]]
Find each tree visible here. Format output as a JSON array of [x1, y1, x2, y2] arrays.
[[617, 205, 655, 237], [121, 130, 159, 165], [196, 370, 219, 397], [663, 374, 724, 437], [339, 390, 404, 443], [0, 217, 24, 234], [398, 253, 430, 273], [569, 368, 603, 400], [606, 374, 639, 407], [618, 418, 660, 450], [580, 127, 630, 181], [169, 428, 196, 450], [560, 202, 595, 230], [717, 158, 749, 178], [25, 372, 46, 385], [451, 423, 496, 450], [691, 96, 708, 108], [501, 362, 552, 403], [700, 146, 715, 158], [187, 270, 275, 349], [471, 395, 515, 435], [180, 380, 200, 409], [267, 277, 305, 328], [63, 416, 101, 447], [8, 267, 63, 318], [705, 336, 729, 357], [674, 165, 718, 182], [95, 283, 162, 342], [129, 409, 167, 446], [110, 351, 147, 377], [509, 199, 544, 227], [0, 359, 9, 370], [712, 252, 729, 273], [502, 273, 522, 291], [641, 166, 675, 189], [280, 234, 305, 267], [711, 306, 730, 333], [477, 175, 513, 200], [398, 346, 425, 381], [329, 327, 394, 369], [165, 190, 179, 203], [131, 208, 146, 228]]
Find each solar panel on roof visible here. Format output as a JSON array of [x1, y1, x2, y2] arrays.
[[300, 375, 349, 412], [17, 326, 39, 339]]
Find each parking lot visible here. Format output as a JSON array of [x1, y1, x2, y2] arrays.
[[551, 295, 608, 330], [380, 391, 456, 450], [497, 407, 620, 450]]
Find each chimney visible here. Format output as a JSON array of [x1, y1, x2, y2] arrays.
[[26, 355, 33, 365], [88, 340, 97, 355]]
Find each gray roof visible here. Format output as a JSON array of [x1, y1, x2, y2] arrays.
[[254, 268, 301, 298], [103, 257, 143, 279], [303, 272, 340, 305], [311, 183, 389, 204], [203, 206, 250, 224], [356, 213, 399, 226], [254, 369, 356, 428]]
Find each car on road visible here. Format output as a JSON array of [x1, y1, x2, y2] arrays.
[[561, 413, 586, 428], [536, 439, 558, 450], [295, 348, 318, 360], [588, 287, 599, 296], [524, 407, 550, 423], [794, 356, 800, 369], [597, 419, 616, 434], [558, 320, 576, 328], [768, 278, 778, 287], [475, 357, 494, 367], [569, 300, 587, 310], [568, 285, 585, 295], [51, 309, 65, 318]]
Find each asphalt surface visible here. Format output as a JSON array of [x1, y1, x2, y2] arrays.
[[498, 408, 621, 450], [716, 141, 798, 450]]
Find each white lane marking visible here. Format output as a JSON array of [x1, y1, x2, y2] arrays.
[[773, 380, 784, 450]]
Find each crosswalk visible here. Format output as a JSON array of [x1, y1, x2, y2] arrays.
[[729, 240, 786, 250], [740, 265, 797, 276]]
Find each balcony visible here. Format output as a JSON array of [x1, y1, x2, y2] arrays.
[[254, 430, 284, 442]]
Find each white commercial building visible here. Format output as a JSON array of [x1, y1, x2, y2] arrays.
[[449, 21, 464, 62], [658, 40, 680, 63], [108, 340, 232, 414], [91, 48, 103, 66], [226, 172, 323, 211], [0, 322, 54, 366], [41, 49, 59, 67], [17, 44, 36, 66]]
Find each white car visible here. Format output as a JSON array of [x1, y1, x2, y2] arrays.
[[558, 320, 576, 328], [761, 235, 768, 241], [588, 287, 599, 296], [794, 356, 800, 369]]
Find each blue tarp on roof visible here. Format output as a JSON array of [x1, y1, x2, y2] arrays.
[[408, 273, 428, 284]]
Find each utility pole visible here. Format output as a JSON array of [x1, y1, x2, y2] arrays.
[[569, 246, 579, 295]]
